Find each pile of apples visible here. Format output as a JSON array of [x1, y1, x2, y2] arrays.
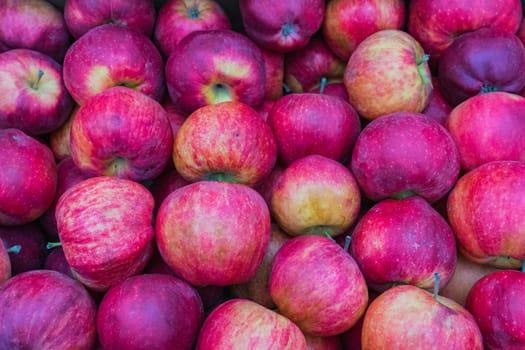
[[1, 0, 525, 348]]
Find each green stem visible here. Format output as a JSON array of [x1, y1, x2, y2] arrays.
[[46, 242, 62, 250], [203, 172, 238, 183], [323, 230, 335, 241], [32, 69, 44, 89], [433, 272, 440, 299], [7, 245, 21, 254], [391, 190, 417, 200]]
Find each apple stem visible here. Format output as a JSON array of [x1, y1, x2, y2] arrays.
[[32, 69, 44, 89], [283, 83, 291, 94], [319, 77, 327, 95], [391, 190, 416, 200], [522, 261, 525, 273], [433, 272, 440, 299], [417, 54, 430, 66], [323, 230, 335, 241], [46, 242, 62, 250], [6, 245, 21, 254], [343, 235, 352, 252]]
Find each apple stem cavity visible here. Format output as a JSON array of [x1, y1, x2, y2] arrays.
[[416, 54, 431, 86], [481, 83, 499, 94], [343, 235, 352, 252], [32, 69, 44, 89], [187, 7, 200, 19], [319, 77, 327, 94], [433, 272, 440, 299], [391, 190, 417, 200], [211, 83, 233, 104], [46, 242, 62, 250], [281, 23, 297, 38], [204, 172, 238, 183], [6, 245, 21, 254]]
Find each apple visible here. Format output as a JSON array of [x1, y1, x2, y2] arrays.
[[271, 154, 361, 237], [0, 48, 74, 135], [173, 101, 277, 186], [253, 162, 285, 210], [309, 81, 350, 102], [64, 0, 156, 39], [261, 47, 285, 101], [350, 195, 457, 292], [196, 298, 307, 349], [0, 0, 71, 62], [0, 222, 46, 275], [165, 29, 266, 115], [304, 334, 342, 350], [63, 23, 165, 105], [350, 112, 460, 203], [465, 270, 525, 349], [0, 241, 11, 284], [97, 273, 204, 350], [156, 180, 271, 287], [447, 160, 525, 269], [44, 246, 75, 279], [0, 128, 57, 226], [239, 0, 325, 53], [322, 0, 406, 61], [361, 283, 483, 349], [49, 106, 78, 161], [422, 77, 452, 126], [154, 0, 231, 58], [270, 234, 368, 337], [344, 29, 433, 120], [70, 86, 173, 182], [446, 91, 525, 171], [0, 270, 97, 349], [55, 176, 156, 291], [438, 28, 525, 106], [148, 167, 190, 214], [267, 92, 361, 165], [163, 97, 188, 138]]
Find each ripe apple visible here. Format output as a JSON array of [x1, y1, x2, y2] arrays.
[[422, 77, 452, 126], [344, 29, 433, 120], [350, 112, 460, 203], [44, 246, 74, 279], [55, 176, 156, 291], [154, 0, 231, 58], [49, 106, 78, 161], [156, 180, 271, 287], [0, 241, 11, 284], [322, 0, 406, 61], [97, 273, 204, 350], [70, 86, 173, 182], [447, 160, 525, 269], [63, 23, 165, 105], [270, 235, 369, 337], [173, 101, 277, 186], [446, 91, 525, 171], [261, 47, 284, 100], [64, 0, 156, 39], [0, 48, 74, 135], [165, 29, 266, 115], [0, 128, 57, 226], [0, 270, 97, 349], [0, 222, 46, 275]]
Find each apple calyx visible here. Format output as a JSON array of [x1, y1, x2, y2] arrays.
[[6, 245, 21, 254], [203, 172, 239, 183], [433, 272, 440, 299], [187, 7, 200, 19], [46, 242, 62, 249], [481, 83, 499, 94], [106, 157, 129, 178], [416, 54, 431, 86], [281, 23, 298, 38], [31, 69, 45, 90], [391, 189, 417, 200]]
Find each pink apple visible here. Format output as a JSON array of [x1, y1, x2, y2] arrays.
[[350, 112, 460, 202], [344, 29, 433, 120], [64, 0, 156, 39], [165, 29, 266, 115], [156, 181, 271, 287], [0, 270, 97, 349], [63, 23, 165, 105], [173, 101, 277, 186], [261, 47, 285, 100], [447, 160, 525, 269], [0, 222, 46, 275], [0, 128, 57, 226], [55, 176, 156, 291], [422, 77, 452, 126], [154, 0, 231, 58], [49, 106, 78, 161]]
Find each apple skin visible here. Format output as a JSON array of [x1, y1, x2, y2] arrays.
[[0, 270, 97, 349], [70, 86, 173, 182], [253, 162, 285, 212], [350, 196, 457, 292], [350, 112, 460, 203], [154, 0, 231, 58], [465, 270, 525, 349], [261, 47, 284, 101], [422, 77, 452, 126], [173, 101, 277, 186], [156, 180, 271, 287], [322, 0, 406, 61], [0, 0, 71, 62], [362, 284, 483, 349], [63, 23, 165, 105], [55, 176, 156, 291], [64, 0, 156, 39], [271, 155, 361, 237], [270, 235, 369, 337], [0, 241, 10, 284], [239, 0, 324, 53], [304, 334, 342, 350], [148, 167, 190, 214], [44, 246, 75, 279], [0, 48, 74, 135], [97, 273, 204, 350], [267, 93, 361, 165], [447, 160, 525, 269], [49, 106, 78, 161], [446, 92, 525, 171], [0, 222, 47, 275], [344, 29, 433, 121], [0, 128, 57, 226], [165, 29, 266, 115]]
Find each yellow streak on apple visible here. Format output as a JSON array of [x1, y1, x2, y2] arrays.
[[87, 66, 113, 96], [213, 57, 251, 79]]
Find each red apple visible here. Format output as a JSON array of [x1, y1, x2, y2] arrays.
[[322, 0, 406, 61], [0, 270, 97, 349], [446, 91, 525, 171], [309, 81, 350, 101], [63, 23, 165, 105], [49, 106, 78, 161], [0, 48, 74, 135], [154, 0, 231, 58], [173, 101, 277, 186], [447, 160, 525, 269], [344, 29, 433, 120], [70, 86, 173, 182], [165, 29, 266, 115], [64, 0, 156, 39], [44, 246, 75, 279], [0, 128, 57, 226], [422, 77, 452, 126], [0, 222, 47, 275], [97, 273, 204, 350], [156, 180, 271, 287], [55, 176, 156, 291], [350, 112, 460, 202]]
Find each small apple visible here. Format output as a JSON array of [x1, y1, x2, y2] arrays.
[[0, 222, 47, 275]]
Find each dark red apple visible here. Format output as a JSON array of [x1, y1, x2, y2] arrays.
[[0, 222, 46, 275], [44, 246, 75, 279]]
